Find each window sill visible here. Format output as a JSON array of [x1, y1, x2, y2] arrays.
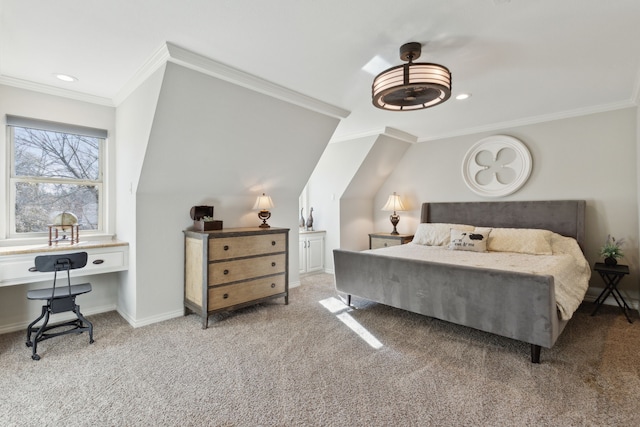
[[0, 233, 118, 249]]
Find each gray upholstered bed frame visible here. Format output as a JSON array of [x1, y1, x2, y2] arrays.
[[333, 200, 586, 363]]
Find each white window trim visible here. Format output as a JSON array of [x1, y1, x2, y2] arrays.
[[6, 116, 108, 242]]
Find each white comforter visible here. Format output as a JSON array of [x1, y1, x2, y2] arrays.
[[367, 233, 591, 320]]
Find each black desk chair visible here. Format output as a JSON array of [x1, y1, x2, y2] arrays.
[[26, 252, 94, 360]]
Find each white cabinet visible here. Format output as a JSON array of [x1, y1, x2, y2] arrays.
[[299, 231, 325, 274]]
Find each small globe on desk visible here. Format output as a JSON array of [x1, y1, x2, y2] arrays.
[[53, 212, 79, 226], [48, 212, 80, 245]]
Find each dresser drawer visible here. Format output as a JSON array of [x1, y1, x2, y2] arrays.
[[208, 253, 286, 285], [208, 274, 286, 310], [370, 237, 402, 249], [209, 233, 286, 260]]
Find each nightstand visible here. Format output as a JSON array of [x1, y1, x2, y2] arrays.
[[591, 262, 633, 323], [369, 232, 414, 250]]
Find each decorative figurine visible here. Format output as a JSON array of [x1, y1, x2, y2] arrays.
[[300, 208, 306, 229], [306, 207, 314, 231]]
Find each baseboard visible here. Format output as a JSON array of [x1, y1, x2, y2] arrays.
[[289, 280, 301, 288], [118, 308, 185, 328], [583, 291, 640, 312], [0, 303, 117, 335]]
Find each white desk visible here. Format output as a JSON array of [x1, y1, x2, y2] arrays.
[[0, 240, 129, 287]]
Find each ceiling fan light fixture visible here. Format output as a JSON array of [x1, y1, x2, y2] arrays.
[[372, 42, 451, 111]]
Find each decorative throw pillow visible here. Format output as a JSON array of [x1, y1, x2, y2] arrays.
[[448, 229, 489, 252], [476, 227, 553, 255], [412, 223, 475, 246]]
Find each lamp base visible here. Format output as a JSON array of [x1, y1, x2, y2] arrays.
[[258, 210, 271, 228], [389, 213, 400, 235]]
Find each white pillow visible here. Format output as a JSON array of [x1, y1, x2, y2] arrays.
[[412, 223, 475, 246], [476, 227, 553, 255], [449, 229, 489, 252]]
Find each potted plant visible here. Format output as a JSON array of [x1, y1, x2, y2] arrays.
[[599, 235, 624, 266]]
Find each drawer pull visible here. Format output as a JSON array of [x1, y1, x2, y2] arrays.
[[271, 241, 276, 246], [28, 266, 37, 272], [93, 259, 105, 265], [223, 269, 229, 275], [271, 283, 276, 288], [223, 293, 229, 299], [271, 262, 276, 267], [223, 245, 229, 251]]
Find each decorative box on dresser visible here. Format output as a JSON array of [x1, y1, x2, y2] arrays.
[[183, 227, 289, 329]]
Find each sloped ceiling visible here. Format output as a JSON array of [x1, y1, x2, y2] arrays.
[[1, 1, 639, 142], [138, 62, 339, 197]]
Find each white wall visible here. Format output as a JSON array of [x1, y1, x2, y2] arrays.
[[306, 133, 411, 271], [306, 135, 376, 271], [0, 58, 342, 331], [131, 62, 340, 324], [376, 107, 639, 305], [114, 64, 166, 324], [0, 85, 119, 332]]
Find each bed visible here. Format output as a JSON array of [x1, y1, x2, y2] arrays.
[[333, 200, 589, 363]]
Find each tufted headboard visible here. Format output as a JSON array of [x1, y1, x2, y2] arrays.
[[420, 200, 586, 252]]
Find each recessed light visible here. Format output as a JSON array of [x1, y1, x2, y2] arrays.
[[54, 73, 78, 82], [455, 93, 471, 100]]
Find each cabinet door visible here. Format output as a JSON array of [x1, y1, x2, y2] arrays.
[[305, 235, 324, 273], [298, 238, 307, 274]]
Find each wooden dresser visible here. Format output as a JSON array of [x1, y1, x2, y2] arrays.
[[183, 227, 289, 328]]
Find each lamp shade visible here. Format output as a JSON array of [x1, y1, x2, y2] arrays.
[[381, 192, 405, 212], [253, 193, 274, 210]]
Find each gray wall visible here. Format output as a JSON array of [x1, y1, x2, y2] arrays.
[[375, 108, 639, 306]]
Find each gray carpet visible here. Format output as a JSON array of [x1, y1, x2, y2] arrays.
[[0, 273, 638, 426]]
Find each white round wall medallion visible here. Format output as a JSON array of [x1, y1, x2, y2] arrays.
[[461, 135, 532, 198]]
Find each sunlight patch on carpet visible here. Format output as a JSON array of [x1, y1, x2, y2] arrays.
[[319, 297, 383, 349]]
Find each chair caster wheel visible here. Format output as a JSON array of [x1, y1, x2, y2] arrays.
[[26, 341, 32, 347], [90, 339, 95, 344], [32, 354, 40, 361]]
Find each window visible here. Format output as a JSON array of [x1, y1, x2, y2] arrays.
[[7, 116, 106, 237]]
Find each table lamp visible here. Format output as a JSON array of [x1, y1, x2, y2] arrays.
[[254, 193, 274, 228], [381, 192, 405, 235]]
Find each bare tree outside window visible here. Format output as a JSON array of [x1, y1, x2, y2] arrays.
[[11, 126, 103, 234]]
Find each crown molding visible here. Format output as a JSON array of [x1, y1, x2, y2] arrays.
[[2, 42, 349, 120], [332, 101, 635, 145], [0, 75, 114, 107], [331, 126, 417, 144], [416, 100, 637, 143], [163, 42, 349, 119], [380, 127, 418, 143], [113, 43, 171, 106]]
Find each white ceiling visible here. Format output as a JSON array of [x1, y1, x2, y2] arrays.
[[1, 0, 639, 142]]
